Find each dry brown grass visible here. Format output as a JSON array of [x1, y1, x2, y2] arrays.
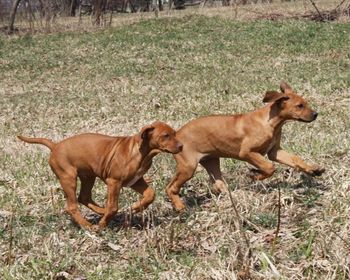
[[0, 3, 350, 279]]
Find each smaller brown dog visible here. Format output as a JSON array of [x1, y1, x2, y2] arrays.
[[166, 81, 325, 211], [18, 121, 183, 229]]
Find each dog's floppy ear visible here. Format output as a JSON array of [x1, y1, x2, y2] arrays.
[[263, 90, 289, 103], [280, 81, 293, 94], [263, 91, 290, 107], [140, 124, 155, 140]]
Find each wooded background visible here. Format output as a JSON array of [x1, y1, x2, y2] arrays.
[[0, 0, 320, 33], [0, 1, 349, 39]]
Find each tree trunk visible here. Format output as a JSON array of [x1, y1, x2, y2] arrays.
[[158, 0, 163, 11], [70, 0, 77, 16], [8, 0, 22, 33], [92, 0, 103, 25]]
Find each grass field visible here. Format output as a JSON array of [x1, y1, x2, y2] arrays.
[[1, 10, 350, 280]]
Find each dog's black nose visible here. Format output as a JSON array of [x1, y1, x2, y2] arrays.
[[313, 112, 318, 120]]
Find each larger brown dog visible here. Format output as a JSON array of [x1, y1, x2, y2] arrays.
[[166, 82, 325, 211], [18, 121, 183, 229]]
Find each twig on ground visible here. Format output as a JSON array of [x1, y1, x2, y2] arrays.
[[50, 186, 56, 213], [335, 0, 347, 10], [329, 228, 350, 253], [270, 183, 281, 254], [225, 178, 252, 277], [6, 209, 14, 265], [308, 0, 324, 20]]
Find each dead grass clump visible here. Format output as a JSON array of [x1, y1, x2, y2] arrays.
[[1, 13, 349, 279]]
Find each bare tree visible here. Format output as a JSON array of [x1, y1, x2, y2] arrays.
[[70, 0, 78, 16], [8, 0, 22, 33], [91, 0, 104, 25]]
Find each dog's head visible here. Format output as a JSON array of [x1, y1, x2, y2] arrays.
[[263, 81, 318, 123], [140, 121, 183, 154]]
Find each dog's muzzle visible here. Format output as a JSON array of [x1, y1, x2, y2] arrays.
[[176, 143, 183, 152]]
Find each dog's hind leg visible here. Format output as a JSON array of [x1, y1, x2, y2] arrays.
[[98, 178, 121, 229], [50, 156, 93, 229], [200, 157, 228, 193], [59, 174, 93, 229], [78, 176, 105, 215]]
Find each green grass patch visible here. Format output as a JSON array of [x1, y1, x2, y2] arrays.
[[1, 14, 349, 279]]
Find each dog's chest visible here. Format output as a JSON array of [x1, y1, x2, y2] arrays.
[[124, 162, 151, 187], [125, 174, 143, 187], [255, 129, 278, 154], [265, 140, 276, 154], [262, 130, 280, 154]]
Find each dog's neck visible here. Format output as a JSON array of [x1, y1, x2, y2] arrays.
[[138, 137, 160, 166], [266, 104, 286, 130]]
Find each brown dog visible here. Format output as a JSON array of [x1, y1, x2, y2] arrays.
[[166, 81, 325, 211], [18, 121, 183, 229]]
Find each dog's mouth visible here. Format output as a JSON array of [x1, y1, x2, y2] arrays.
[[296, 111, 318, 123], [298, 118, 314, 123], [164, 148, 181, 154], [160, 146, 182, 154]]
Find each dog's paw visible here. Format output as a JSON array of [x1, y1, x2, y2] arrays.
[[248, 169, 267, 180], [248, 168, 260, 179], [309, 166, 325, 177], [304, 165, 325, 177], [174, 204, 186, 212], [97, 221, 108, 230], [211, 180, 229, 194], [91, 225, 101, 232]]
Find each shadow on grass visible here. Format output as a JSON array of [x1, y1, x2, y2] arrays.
[[248, 172, 328, 194], [76, 171, 327, 230], [82, 211, 163, 231], [180, 187, 214, 209], [178, 169, 328, 210]]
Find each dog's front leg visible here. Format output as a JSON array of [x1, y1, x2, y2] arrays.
[[98, 178, 122, 229], [268, 149, 325, 176], [130, 178, 156, 213], [241, 152, 276, 180]]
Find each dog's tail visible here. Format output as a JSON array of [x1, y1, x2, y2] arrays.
[[17, 135, 56, 150]]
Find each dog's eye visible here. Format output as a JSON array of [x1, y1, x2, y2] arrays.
[[163, 133, 170, 139], [297, 104, 304, 109]]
